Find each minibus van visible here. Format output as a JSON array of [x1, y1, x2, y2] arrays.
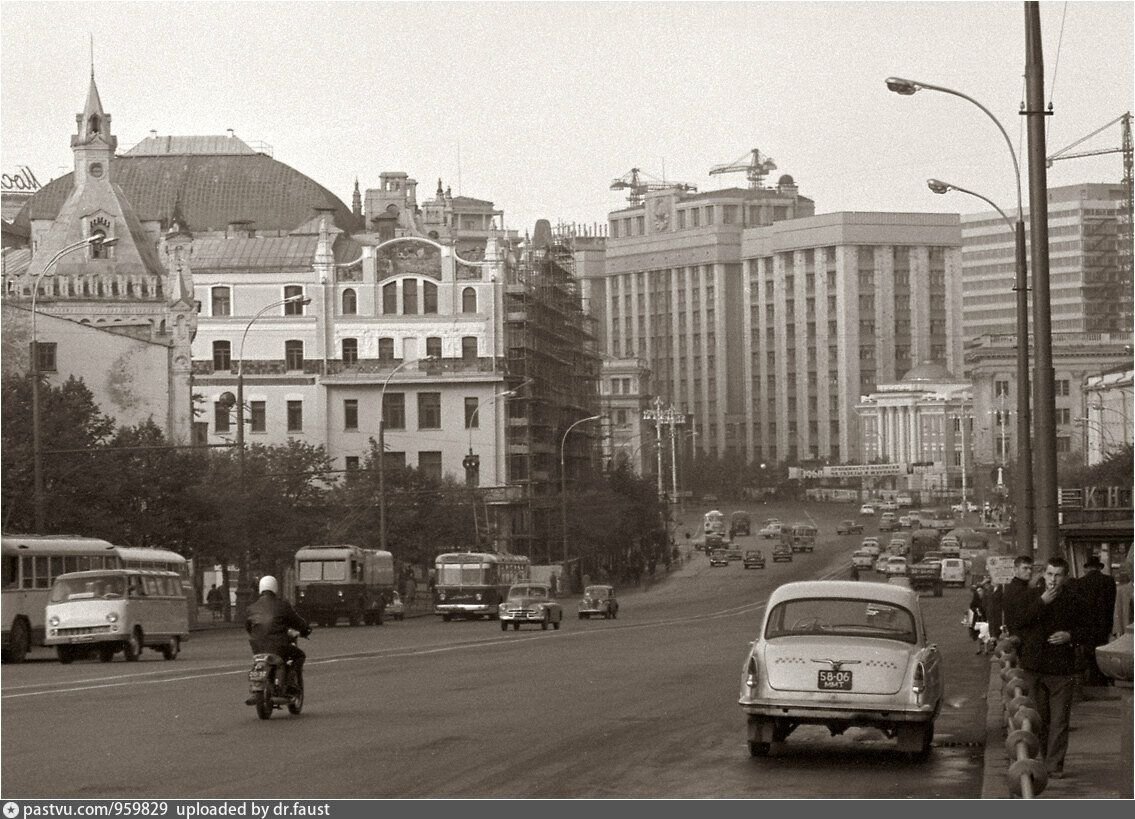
[[44, 569, 189, 663]]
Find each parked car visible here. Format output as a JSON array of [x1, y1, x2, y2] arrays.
[[738, 580, 942, 759], [710, 549, 730, 567], [387, 591, 405, 621], [743, 550, 766, 569], [883, 555, 909, 577], [498, 583, 563, 631], [859, 504, 877, 517], [578, 585, 618, 620], [851, 550, 875, 571], [772, 543, 793, 563], [837, 519, 864, 535]]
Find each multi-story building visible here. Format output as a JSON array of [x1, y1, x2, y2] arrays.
[[591, 177, 816, 462], [1081, 366, 1134, 466], [961, 182, 1131, 338]]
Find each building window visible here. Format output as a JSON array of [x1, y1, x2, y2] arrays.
[[284, 285, 305, 314], [418, 451, 443, 481], [1056, 379, 1070, 397], [616, 409, 628, 426], [461, 336, 478, 361], [1056, 436, 1071, 453], [90, 230, 109, 259], [677, 210, 686, 229], [211, 286, 231, 316], [341, 337, 359, 365], [1056, 408, 1071, 425], [212, 340, 231, 371], [214, 402, 231, 434], [426, 337, 442, 359], [192, 422, 208, 446], [345, 456, 360, 471], [465, 397, 479, 429], [383, 393, 405, 429], [462, 287, 477, 313], [285, 340, 304, 371], [287, 400, 303, 432], [382, 282, 397, 314], [250, 401, 266, 433], [704, 205, 714, 224], [344, 399, 359, 431], [378, 337, 394, 359], [403, 279, 418, 314], [35, 342, 57, 373], [995, 380, 1010, 397], [342, 288, 357, 315], [423, 281, 438, 314], [418, 392, 442, 429]]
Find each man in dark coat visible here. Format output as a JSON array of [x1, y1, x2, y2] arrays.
[[245, 576, 310, 703], [1001, 554, 1035, 637], [1074, 556, 1118, 685], [1011, 557, 1091, 778]]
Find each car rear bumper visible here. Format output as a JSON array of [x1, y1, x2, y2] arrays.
[[739, 700, 936, 724]]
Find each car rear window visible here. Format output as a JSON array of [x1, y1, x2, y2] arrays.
[[764, 597, 917, 643]]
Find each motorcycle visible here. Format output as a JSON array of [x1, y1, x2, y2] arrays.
[[247, 628, 307, 719]]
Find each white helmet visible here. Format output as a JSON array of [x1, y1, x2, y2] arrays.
[[258, 576, 279, 595]]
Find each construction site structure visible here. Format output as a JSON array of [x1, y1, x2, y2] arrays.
[[490, 219, 603, 563], [709, 148, 779, 189], [610, 167, 696, 207]]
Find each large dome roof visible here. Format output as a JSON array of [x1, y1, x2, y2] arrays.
[[13, 152, 358, 236], [901, 360, 957, 382]]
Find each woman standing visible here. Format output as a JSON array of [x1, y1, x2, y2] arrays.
[[968, 584, 989, 654]]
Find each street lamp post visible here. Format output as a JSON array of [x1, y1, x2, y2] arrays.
[[889, 75, 1034, 554], [465, 379, 532, 545], [233, 293, 311, 617], [30, 235, 118, 532], [378, 356, 434, 554], [560, 415, 602, 567]]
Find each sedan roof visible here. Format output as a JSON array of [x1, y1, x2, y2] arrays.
[[769, 580, 919, 609]]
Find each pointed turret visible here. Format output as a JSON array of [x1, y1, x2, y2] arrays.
[[351, 178, 362, 220], [72, 72, 116, 152]]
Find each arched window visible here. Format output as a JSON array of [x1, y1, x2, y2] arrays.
[[378, 337, 395, 359], [382, 282, 397, 314], [462, 287, 477, 313], [342, 288, 357, 315], [423, 281, 438, 314]]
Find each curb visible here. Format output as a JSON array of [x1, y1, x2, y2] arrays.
[[981, 657, 1008, 798]]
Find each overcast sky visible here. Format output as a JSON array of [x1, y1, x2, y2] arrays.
[[3, 1, 1132, 233]]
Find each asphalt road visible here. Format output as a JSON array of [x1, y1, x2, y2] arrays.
[[0, 502, 988, 798]]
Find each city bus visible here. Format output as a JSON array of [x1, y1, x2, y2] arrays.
[[294, 545, 395, 627], [433, 551, 531, 621], [2, 535, 191, 663]]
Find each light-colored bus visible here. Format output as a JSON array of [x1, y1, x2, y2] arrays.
[[44, 569, 189, 663], [434, 552, 531, 621], [294, 545, 395, 627], [2, 535, 191, 663]]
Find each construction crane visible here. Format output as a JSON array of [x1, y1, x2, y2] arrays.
[[1046, 112, 1133, 229], [709, 148, 778, 189], [609, 168, 695, 207]]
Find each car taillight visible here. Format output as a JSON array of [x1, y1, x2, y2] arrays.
[[745, 655, 759, 689], [912, 661, 926, 695]]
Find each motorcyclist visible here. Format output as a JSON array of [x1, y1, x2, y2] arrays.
[[245, 576, 310, 704]]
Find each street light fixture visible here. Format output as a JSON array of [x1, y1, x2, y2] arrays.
[[560, 414, 602, 567], [889, 75, 1034, 554], [30, 234, 119, 532]]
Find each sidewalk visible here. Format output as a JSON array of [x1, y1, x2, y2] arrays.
[[981, 661, 1133, 798]]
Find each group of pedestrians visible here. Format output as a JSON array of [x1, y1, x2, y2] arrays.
[[984, 553, 1128, 781]]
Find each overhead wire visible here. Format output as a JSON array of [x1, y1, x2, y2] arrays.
[[1046, 1, 1069, 144]]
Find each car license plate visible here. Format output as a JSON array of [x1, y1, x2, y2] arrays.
[[818, 670, 853, 690]]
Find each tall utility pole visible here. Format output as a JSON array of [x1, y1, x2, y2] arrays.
[[1024, 1, 1059, 562]]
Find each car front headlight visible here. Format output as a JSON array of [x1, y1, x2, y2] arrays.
[[48, 615, 60, 627], [475, 593, 482, 601], [105, 612, 119, 623]]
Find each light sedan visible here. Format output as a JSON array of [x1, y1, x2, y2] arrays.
[[498, 583, 563, 631], [738, 581, 942, 760]]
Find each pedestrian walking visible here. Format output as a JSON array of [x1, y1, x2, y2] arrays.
[[966, 585, 989, 654], [1009, 556, 1091, 779], [206, 584, 224, 621], [1073, 556, 1117, 686]]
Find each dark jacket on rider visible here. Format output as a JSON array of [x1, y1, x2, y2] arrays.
[[245, 591, 310, 656]]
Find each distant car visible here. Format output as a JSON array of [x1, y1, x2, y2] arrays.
[[859, 504, 877, 517], [895, 495, 913, 508], [860, 539, 881, 558], [725, 546, 744, 562], [879, 515, 898, 533], [951, 501, 980, 513], [883, 556, 909, 577], [578, 585, 618, 620], [743, 550, 766, 569], [387, 592, 405, 621], [897, 515, 913, 529], [760, 522, 785, 539], [874, 554, 890, 573], [881, 501, 899, 513], [730, 511, 752, 537], [739, 580, 942, 760], [836, 519, 863, 535], [939, 558, 967, 587], [772, 543, 793, 563], [710, 549, 729, 567], [498, 583, 563, 631], [851, 550, 875, 570], [702, 494, 719, 504]]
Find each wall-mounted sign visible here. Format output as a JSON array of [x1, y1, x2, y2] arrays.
[[1, 166, 42, 194]]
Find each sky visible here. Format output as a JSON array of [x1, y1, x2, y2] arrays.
[[2, 1, 1132, 233]]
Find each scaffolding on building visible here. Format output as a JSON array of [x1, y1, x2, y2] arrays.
[[495, 226, 602, 563]]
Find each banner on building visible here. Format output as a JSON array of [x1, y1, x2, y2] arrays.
[[790, 464, 905, 479]]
